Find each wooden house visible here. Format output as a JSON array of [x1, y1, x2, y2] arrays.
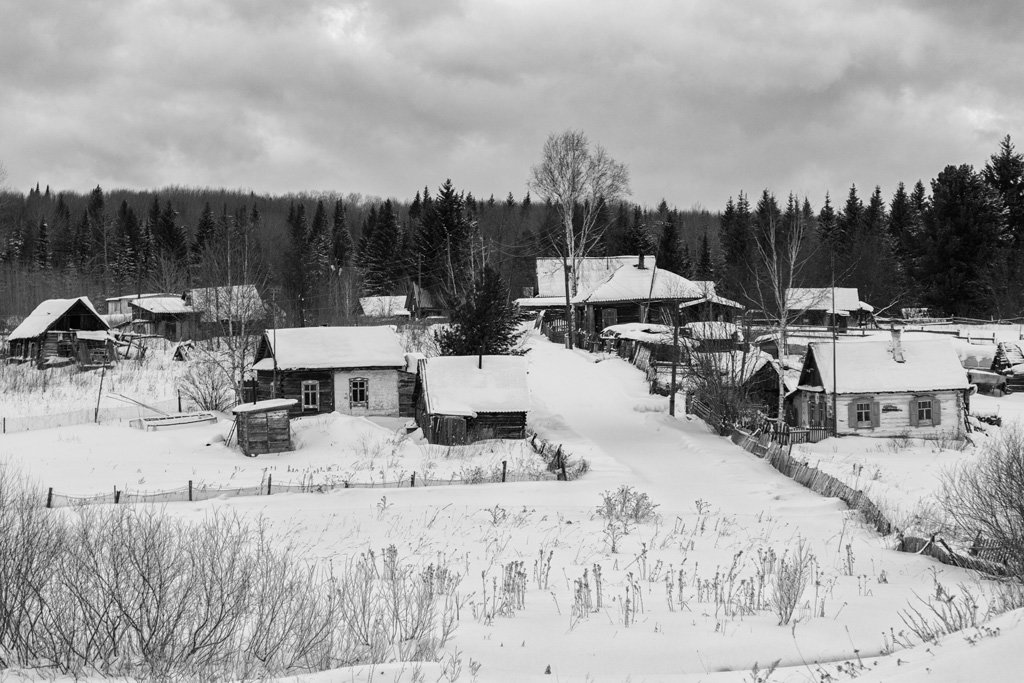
[[251, 326, 406, 417], [187, 284, 267, 337], [517, 255, 740, 344], [414, 355, 529, 445], [790, 330, 970, 437], [128, 295, 201, 340], [407, 283, 445, 318], [359, 295, 410, 319], [232, 399, 297, 456], [682, 321, 744, 353], [6, 297, 114, 367], [785, 287, 874, 332]]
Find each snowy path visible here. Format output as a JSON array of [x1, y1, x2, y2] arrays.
[[525, 333, 854, 529]]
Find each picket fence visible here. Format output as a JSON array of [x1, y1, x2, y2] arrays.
[[720, 423, 1009, 576]]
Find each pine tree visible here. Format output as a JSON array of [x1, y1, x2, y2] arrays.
[[696, 230, 714, 279], [817, 193, 838, 247], [193, 202, 216, 255], [33, 218, 50, 270], [361, 200, 403, 295], [656, 213, 685, 275], [919, 164, 1006, 316], [414, 179, 477, 307], [983, 134, 1024, 246], [720, 192, 755, 300], [836, 185, 863, 244], [435, 265, 524, 355], [331, 198, 353, 267]]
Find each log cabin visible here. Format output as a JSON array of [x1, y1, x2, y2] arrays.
[[6, 297, 114, 368], [784, 287, 874, 332], [128, 296, 201, 341], [791, 330, 970, 437], [232, 398, 297, 456], [414, 355, 529, 445], [251, 326, 406, 418]]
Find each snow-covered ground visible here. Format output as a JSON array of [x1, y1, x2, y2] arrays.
[[0, 412, 546, 496], [3, 328, 1023, 681]]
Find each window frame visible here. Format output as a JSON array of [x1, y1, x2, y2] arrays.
[[855, 401, 872, 428], [301, 379, 320, 411], [349, 377, 369, 408], [917, 398, 933, 425]]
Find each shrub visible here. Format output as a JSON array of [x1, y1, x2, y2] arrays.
[[177, 359, 235, 412], [941, 427, 1024, 576], [596, 486, 659, 525], [770, 538, 814, 626], [0, 466, 462, 679]]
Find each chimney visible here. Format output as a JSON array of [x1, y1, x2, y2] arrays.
[[638, 253, 646, 270], [890, 326, 905, 363]]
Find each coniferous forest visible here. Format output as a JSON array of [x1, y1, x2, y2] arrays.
[[1, 134, 1022, 324]]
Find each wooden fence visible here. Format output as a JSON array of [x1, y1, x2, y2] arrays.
[[717, 423, 1010, 576]]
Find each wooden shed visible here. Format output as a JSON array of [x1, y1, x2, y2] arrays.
[[414, 355, 530, 445], [6, 296, 113, 367], [231, 399, 297, 456]]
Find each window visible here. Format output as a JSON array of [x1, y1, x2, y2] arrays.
[[349, 377, 368, 407], [917, 399, 932, 424], [301, 380, 320, 410], [855, 402, 871, 427]]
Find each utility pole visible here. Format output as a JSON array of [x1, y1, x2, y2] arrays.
[[669, 305, 679, 416]]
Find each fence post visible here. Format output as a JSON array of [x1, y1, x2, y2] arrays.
[[188, 479, 193, 502], [2, 417, 5, 434], [46, 487, 53, 508], [501, 460, 507, 483], [267, 474, 272, 496], [114, 488, 121, 504], [178, 391, 182, 413], [410, 472, 416, 487]]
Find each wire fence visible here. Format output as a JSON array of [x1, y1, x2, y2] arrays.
[[2, 397, 185, 434], [44, 466, 563, 509]]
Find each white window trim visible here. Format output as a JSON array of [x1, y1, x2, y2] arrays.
[[855, 401, 872, 428], [301, 380, 320, 410], [349, 377, 369, 408], [917, 398, 933, 426]]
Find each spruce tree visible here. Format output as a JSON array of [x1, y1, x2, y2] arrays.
[[33, 218, 50, 270], [656, 213, 685, 275], [435, 265, 524, 356], [331, 198, 354, 267], [361, 200, 403, 295], [413, 179, 477, 307], [696, 230, 714, 279]]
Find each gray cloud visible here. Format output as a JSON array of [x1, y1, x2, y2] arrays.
[[1, 0, 1021, 210]]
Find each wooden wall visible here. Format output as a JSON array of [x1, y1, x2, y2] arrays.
[[255, 369, 335, 416], [236, 407, 293, 455]]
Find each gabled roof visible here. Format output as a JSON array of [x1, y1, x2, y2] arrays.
[[105, 292, 174, 303], [804, 339, 969, 395], [359, 295, 410, 317], [679, 293, 744, 310], [418, 355, 529, 417], [786, 287, 873, 314], [535, 255, 655, 299], [577, 265, 708, 304], [252, 326, 406, 371], [129, 296, 196, 315], [188, 285, 265, 323], [8, 297, 107, 340], [684, 321, 740, 340]]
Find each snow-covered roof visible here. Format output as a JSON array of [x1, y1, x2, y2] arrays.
[[75, 330, 113, 341], [252, 326, 406, 370], [679, 293, 744, 310], [684, 321, 740, 340], [359, 295, 410, 317], [419, 355, 529, 417], [105, 292, 173, 302], [8, 297, 107, 341], [577, 266, 708, 304], [232, 398, 298, 414], [536, 256, 653, 298], [129, 296, 195, 315], [188, 285, 265, 323], [806, 339, 969, 394], [690, 350, 772, 387], [786, 287, 872, 314], [601, 322, 675, 345]]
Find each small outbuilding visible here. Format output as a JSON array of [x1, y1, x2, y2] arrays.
[[6, 296, 114, 367], [128, 295, 201, 340], [251, 326, 407, 417], [232, 399, 298, 456], [414, 355, 530, 445], [790, 330, 970, 437]]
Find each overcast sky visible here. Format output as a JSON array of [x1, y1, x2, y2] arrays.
[[2, 0, 1021, 210]]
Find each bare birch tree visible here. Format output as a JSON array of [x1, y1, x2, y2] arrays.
[[529, 130, 630, 348], [751, 192, 816, 421]]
